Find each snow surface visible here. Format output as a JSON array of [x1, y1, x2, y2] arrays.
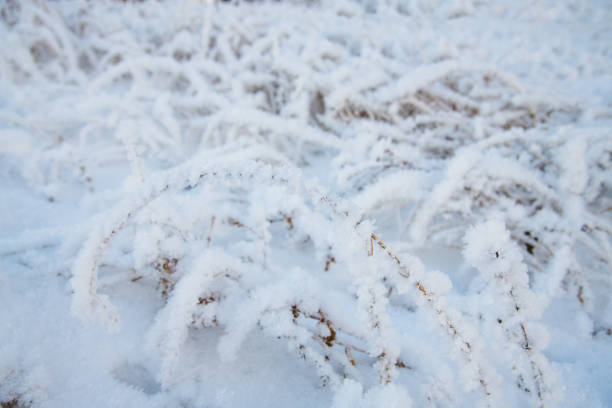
[[1, 0, 611, 407]]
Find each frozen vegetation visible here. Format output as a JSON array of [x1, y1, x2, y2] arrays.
[[1, 0, 611, 406]]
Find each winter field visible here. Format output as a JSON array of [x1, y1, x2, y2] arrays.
[[1, 0, 611, 407]]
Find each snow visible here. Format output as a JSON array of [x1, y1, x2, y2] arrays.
[[1, 0, 612, 407]]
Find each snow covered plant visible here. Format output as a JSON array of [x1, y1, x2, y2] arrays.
[[71, 155, 407, 392], [0, 0, 340, 200], [70, 150, 523, 406], [464, 219, 560, 407], [329, 62, 610, 325], [329, 66, 579, 191], [3, 0, 612, 407]]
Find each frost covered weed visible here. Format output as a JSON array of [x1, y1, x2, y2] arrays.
[[464, 220, 560, 406], [71, 155, 501, 404], [72, 157, 403, 387], [1, 0, 611, 407]]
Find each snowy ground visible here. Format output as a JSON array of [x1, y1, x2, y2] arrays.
[[1, 0, 611, 407]]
